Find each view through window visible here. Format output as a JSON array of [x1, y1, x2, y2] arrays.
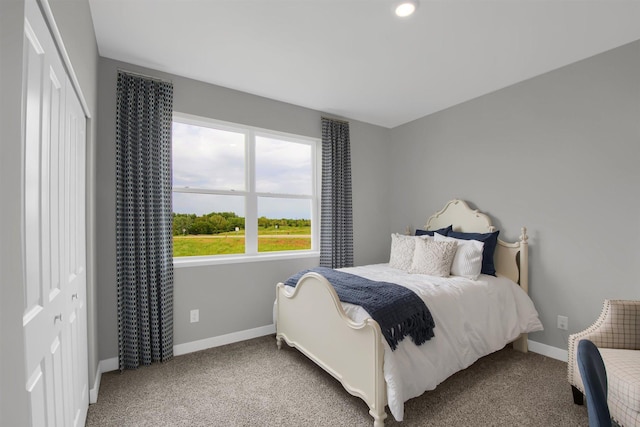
[[172, 114, 318, 258]]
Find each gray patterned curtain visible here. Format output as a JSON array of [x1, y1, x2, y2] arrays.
[[320, 118, 353, 268], [116, 71, 174, 370]]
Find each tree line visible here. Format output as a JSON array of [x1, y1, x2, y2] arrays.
[[172, 212, 311, 236]]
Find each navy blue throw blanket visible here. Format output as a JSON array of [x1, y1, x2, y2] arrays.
[[285, 267, 435, 351]]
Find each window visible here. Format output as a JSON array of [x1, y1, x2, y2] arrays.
[[172, 113, 319, 261]]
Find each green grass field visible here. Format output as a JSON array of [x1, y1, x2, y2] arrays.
[[173, 228, 311, 257]]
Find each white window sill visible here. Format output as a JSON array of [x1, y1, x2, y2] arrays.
[[173, 251, 320, 268]]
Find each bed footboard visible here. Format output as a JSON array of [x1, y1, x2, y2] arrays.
[[276, 272, 387, 426]]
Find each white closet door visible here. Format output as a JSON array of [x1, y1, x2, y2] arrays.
[[22, 0, 89, 426], [64, 78, 89, 427]]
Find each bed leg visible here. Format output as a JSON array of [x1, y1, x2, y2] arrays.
[[512, 334, 528, 352], [276, 335, 282, 350], [370, 408, 387, 427]]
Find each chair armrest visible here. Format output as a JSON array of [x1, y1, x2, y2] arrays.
[[567, 300, 640, 391]]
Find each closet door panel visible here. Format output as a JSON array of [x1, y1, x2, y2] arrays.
[[22, 1, 88, 425]]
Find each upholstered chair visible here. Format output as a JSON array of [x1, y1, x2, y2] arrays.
[[568, 300, 640, 427]]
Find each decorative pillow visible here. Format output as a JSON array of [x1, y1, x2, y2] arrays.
[[409, 239, 457, 277], [447, 230, 500, 276], [415, 225, 453, 237], [434, 233, 484, 280], [389, 233, 429, 271]]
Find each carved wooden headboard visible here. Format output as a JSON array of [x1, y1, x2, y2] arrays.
[[424, 199, 529, 293]]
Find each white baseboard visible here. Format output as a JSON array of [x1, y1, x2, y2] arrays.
[[89, 364, 101, 404], [99, 356, 119, 373], [91, 324, 276, 402], [527, 339, 568, 362], [173, 324, 276, 356], [89, 357, 118, 403]]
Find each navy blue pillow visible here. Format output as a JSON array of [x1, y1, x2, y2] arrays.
[[447, 230, 500, 276], [415, 225, 453, 237]]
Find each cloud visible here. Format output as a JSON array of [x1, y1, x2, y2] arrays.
[[258, 197, 311, 219], [172, 122, 245, 190], [172, 122, 314, 219], [173, 192, 245, 217], [255, 135, 312, 195]]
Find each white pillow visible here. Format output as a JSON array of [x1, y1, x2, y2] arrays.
[[409, 239, 457, 277], [389, 233, 431, 271], [434, 233, 484, 280]]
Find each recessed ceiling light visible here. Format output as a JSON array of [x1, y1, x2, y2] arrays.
[[395, 0, 418, 17]]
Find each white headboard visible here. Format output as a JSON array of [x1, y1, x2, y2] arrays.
[[424, 199, 529, 293]]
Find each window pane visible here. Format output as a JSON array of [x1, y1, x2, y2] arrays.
[[173, 192, 245, 256], [173, 121, 245, 191], [255, 136, 312, 195], [257, 197, 311, 252]]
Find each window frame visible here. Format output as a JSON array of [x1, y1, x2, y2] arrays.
[[172, 112, 320, 267]]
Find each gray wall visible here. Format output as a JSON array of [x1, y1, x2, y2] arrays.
[[388, 40, 640, 351], [1, 1, 29, 424], [96, 58, 391, 360]]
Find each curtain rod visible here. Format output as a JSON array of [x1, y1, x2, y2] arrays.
[[117, 68, 172, 84], [321, 116, 350, 124]]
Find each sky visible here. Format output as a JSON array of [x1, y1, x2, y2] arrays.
[[172, 121, 313, 219]]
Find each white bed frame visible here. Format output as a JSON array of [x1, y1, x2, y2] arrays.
[[275, 199, 529, 426]]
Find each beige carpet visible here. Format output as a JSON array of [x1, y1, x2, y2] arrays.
[[87, 336, 588, 426]]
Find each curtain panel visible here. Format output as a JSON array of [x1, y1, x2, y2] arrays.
[[320, 118, 354, 269], [116, 71, 174, 370]]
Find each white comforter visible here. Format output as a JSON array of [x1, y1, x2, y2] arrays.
[[332, 263, 544, 421]]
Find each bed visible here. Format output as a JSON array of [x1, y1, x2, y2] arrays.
[[275, 199, 543, 426]]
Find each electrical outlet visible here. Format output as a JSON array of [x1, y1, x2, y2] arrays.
[[557, 315, 568, 330], [190, 309, 199, 323]]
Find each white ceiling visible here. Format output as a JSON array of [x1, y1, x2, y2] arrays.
[[88, 0, 640, 128]]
